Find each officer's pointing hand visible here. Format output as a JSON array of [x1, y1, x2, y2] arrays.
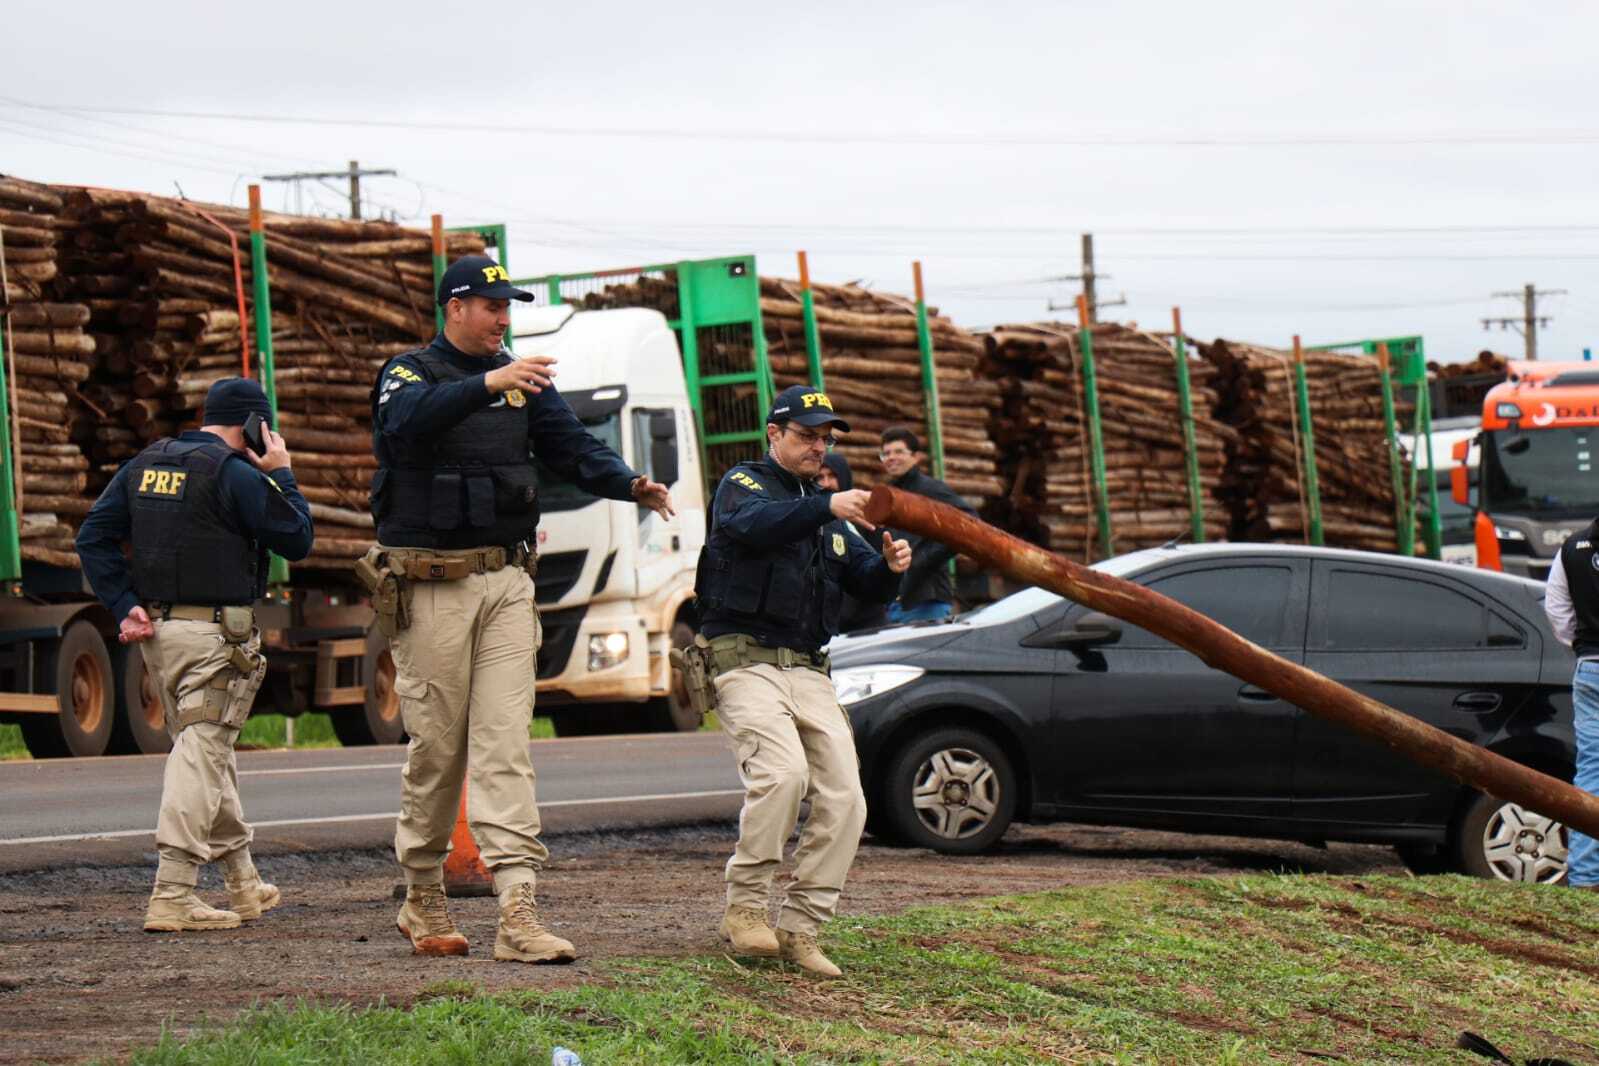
[[245, 428, 291, 473], [829, 488, 874, 530], [119, 605, 155, 645], [631, 477, 676, 519], [881, 531, 912, 573], [486, 356, 556, 395]]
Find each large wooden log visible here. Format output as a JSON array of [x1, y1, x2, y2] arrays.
[[867, 484, 1599, 840]]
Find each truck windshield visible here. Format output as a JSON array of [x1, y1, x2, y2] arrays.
[[1481, 427, 1599, 519], [535, 413, 622, 513]]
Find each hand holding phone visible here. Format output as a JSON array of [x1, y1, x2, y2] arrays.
[[243, 412, 268, 457]]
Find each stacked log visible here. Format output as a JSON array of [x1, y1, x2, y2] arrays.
[[0, 176, 97, 568], [41, 183, 486, 570], [982, 322, 1234, 559], [1204, 339, 1417, 552], [758, 277, 1005, 505]]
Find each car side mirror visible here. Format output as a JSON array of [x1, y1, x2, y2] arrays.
[[1023, 611, 1123, 650], [649, 411, 678, 488]]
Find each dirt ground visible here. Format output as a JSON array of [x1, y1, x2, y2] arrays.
[[0, 822, 1404, 1065]]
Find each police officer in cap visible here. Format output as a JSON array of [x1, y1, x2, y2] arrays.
[[76, 378, 314, 932], [371, 255, 675, 964], [696, 384, 910, 976], [1544, 525, 1599, 893]]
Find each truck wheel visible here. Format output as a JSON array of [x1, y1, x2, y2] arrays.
[[332, 629, 406, 746], [20, 622, 115, 759], [643, 621, 701, 732], [108, 643, 172, 755]]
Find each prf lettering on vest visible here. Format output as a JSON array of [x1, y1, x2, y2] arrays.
[[138, 468, 188, 498], [800, 392, 833, 410], [481, 264, 510, 284], [730, 471, 764, 492]]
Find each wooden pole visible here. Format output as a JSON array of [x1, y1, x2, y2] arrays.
[[862, 484, 1599, 842], [797, 251, 825, 390]]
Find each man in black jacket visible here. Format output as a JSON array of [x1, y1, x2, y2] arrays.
[[878, 426, 977, 623], [696, 385, 910, 976]]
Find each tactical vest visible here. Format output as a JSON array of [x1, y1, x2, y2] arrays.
[[696, 462, 847, 652], [1560, 518, 1599, 658], [127, 438, 264, 605], [371, 346, 540, 550]]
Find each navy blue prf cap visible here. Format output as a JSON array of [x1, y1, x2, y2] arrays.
[[202, 378, 273, 428], [437, 255, 534, 305], [767, 384, 850, 432]]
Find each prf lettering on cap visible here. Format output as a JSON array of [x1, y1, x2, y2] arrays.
[[137, 467, 188, 500], [801, 392, 833, 410], [480, 264, 510, 284]]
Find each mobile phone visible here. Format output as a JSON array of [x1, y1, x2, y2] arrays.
[[243, 412, 268, 457]]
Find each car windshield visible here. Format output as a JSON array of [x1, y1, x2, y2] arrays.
[[1481, 426, 1599, 519], [535, 412, 622, 514], [955, 551, 1161, 625]]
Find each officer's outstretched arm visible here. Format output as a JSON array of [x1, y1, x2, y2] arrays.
[[717, 475, 834, 545], [528, 390, 639, 501], [375, 357, 495, 445], [841, 522, 901, 603]]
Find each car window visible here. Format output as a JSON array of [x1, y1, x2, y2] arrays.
[[1117, 566, 1295, 649], [1319, 568, 1491, 650]]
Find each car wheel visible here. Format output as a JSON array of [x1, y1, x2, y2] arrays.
[[1451, 791, 1569, 884], [20, 622, 115, 758], [883, 726, 1017, 854], [108, 643, 172, 755]]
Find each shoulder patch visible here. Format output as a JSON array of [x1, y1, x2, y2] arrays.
[[388, 364, 423, 383], [728, 470, 764, 492], [832, 532, 846, 556]]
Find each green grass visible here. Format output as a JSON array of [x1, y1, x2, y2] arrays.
[[115, 873, 1599, 1064], [0, 722, 25, 760], [236, 713, 342, 750]]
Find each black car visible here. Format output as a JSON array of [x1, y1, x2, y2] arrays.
[[832, 544, 1576, 882]]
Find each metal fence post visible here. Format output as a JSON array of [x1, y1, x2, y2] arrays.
[[798, 251, 825, 390], [248, 186, 289, 584], [1376, 343, 1413, 556], [1078, 296, 1114, 559], [1170, 307, 1206, 543], [0, 244, 20, 584], [912, 261, 946, 479], [1291, 335, 1324, 547]]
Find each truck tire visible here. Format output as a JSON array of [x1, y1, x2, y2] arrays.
[[108, 643, 172, 755], [20, 622, 115, 759], [642, 621, 701, 733], [331, 628, 406, 746]]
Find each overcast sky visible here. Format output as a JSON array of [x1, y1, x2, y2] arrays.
[[5, 0, 1596, 364]]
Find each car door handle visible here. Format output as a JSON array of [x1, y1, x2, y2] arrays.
[[1237, 685, 1278, 702], [1453, 691, 1503, 713]]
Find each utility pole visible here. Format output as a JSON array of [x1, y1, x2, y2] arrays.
[[1048, 232, 1127, 322], [1482, 283, 1565, 360], [261, 160, 397, 220]]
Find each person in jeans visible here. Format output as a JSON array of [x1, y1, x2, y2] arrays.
[[1542, 526, 1599, 891], [878, 426, 977, 623]]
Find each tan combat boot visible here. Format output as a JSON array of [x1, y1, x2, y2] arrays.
[[777, 929, 843, 978], [396, 884, 469, 957], [719, 904, 779, 957], [493, 883, 576, 964], [144, 882, 242, 933], [221, 852, 281, 921]]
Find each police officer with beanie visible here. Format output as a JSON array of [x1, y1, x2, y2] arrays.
[[696, 384, 910, 976], [76, 378, 314, 931], [370, 255, 674, 964], [1543, 525, 1599, 893]]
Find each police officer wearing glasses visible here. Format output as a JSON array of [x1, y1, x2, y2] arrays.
[[694, 384, 911, 977]]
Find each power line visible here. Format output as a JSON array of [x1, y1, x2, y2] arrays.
[[1483, 284, 1567, 360], [12, 98, 1599, 148]]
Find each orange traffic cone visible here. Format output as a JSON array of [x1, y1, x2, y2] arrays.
[[443, 783, 494, 897]]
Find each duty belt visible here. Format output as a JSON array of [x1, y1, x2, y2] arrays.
[[378, 544, 536, 582], [704, 633, 829, 676], [150, 604, 254, 624]]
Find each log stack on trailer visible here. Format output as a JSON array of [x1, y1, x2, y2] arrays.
[[981, 321, 1234, 559], [35, 186, 487, 569], [1204, 338, 1418, 552], [759, 276, 1005, 505], [0, 177, 97, 569]]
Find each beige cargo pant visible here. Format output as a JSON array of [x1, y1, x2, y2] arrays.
[[388, 560, 546, 895], [714, 662, 867, 936], [141, 619, 268, 887]]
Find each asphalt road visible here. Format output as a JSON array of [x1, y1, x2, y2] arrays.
[[0, 732, 743, 873]]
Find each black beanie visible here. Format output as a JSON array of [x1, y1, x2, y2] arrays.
[[202, 378, 273, 427], [820, 452, 854, 492]]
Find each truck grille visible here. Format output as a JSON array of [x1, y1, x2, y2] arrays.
[[535, 550, 587, 606], [536, 606, 585, 680]]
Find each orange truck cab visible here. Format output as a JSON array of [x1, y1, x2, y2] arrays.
[[1455, 360, 1599, 580]]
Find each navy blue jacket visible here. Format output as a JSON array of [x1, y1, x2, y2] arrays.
[[374, 334, 637, 503], [888, 467, 977, 607], [697, 454, 898, 653], [76, 431, 315, 623]]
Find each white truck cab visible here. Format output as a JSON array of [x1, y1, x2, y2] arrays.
[[511, 304, 705, 733]]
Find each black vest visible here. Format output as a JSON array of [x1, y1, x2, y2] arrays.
[[1560, 518, 1599, 658], [371, 346, 540, 550], [695, 458, 849, 653], [127, 438, 264, 605]]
